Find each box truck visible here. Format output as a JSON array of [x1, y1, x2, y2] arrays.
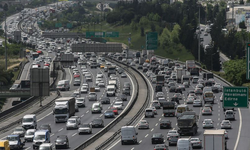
[[204, 130, 227, 150]]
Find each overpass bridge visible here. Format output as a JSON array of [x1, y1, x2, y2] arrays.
[[0, 90, 31, 98], [42, 32, 86, 38]]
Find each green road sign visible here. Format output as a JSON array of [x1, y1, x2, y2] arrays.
[[106, 32, 119, 37], [247, 43, 250, 80], [86, 32, 105, 38], [66, 23, 73, 29], [55, 23, 62, 28], [146, 32, 158, 50], [223, 86, 249, 108]]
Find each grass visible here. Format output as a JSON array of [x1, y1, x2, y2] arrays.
[[73, 22, 195, 61], [0, 57, 26, 70]]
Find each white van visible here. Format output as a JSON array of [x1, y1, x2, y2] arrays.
[[106, 85, 116, 97], [56, 80, 70, 91], [176, 105, 189, 118], [121, 126, 138, 145], [39, 143, 53, 150], [145, 108, 154, 118], [33, 130, 50, 149], [177, 138, 192, 150], [22, 114, 37, 130]]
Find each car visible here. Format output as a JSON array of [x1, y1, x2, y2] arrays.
[[221, 120, 232, 129], [214, 83, 222, 92], [7, 134, 25, 149], [98, 81, 105, 87], [101, 97, 110, 104], [104, 110, 115, 118], [152, 100, 161, 109], [194, 88, 203, 95], [95, 86, 100, 92], [168, 135, 179, 146], [193, 99, 202, 107], [202, 119, 214, 128], [76, 97, 85, 107], [88, 92, 97, 101], [100, 64, 105, 69], [177, 84, 185, 91], [183, 82, 189, 88], [75, 103, 79, 112], [196, 83, 204, 90], [154, 144, 169, 150], [39, 124, 51, 133], [202, 107, 212, 115], [121, 73, 127, 78], [156, 92, 165, 99], [150, 106, 157, 115], [73, 73, 80, 78], [113, 101, 123, 110], [120, 94, 127, 101], [66, 118, 79, 130], [92, 118, 104, 128], [122, 87, 130, 96], [96, 72, 103, 78], [225, 110, 235, 120], [173, 93, 182, 100], [12, 127, 26, 137], [204, 103, 213, 111], [55, 135, 69, 149], [152, 133, 164, 144], [159, 120, 171, 129], [78, 123, 92, 134], [80, 86, 88, 93], [169, 86, 176, 92], [24, 129, 36, 142], [220, 93, 223, 102], [190, 138, 202, 148], [110, 107, 118, 115], [138, 120, 149, 129], [186, 96, 195, 104], [167, 130, 179, 140]]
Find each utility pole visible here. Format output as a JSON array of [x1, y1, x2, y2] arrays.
[[198, 4, 201, 63], [4, 12, 7, 70]]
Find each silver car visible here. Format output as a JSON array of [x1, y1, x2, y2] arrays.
[[186, 96, 195, 104], [113, 102, 123, 110], [12, 127, 25, 137], [202, 119, 214, 128], [202, 107, 212, 115], [193, 99, 202, 107], [24, 129, 36, 142], [190, 138, 202, 148], [221, 120, 232, 129], [152, 100, 161, 109], [78, 123, 92, 134], [76, 97, 85, 107], [88, 92, 97, 101], [66, 118, 79, 130], [138, 120, 149, 129]]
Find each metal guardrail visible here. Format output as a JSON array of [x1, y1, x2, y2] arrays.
[[74, 58, 142, 150], [94, 58, 151, 150]]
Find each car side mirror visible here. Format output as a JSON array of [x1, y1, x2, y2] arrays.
[[136, 133, 138, 135]]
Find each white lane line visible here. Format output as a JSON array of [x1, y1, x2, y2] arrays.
[[159, 118, 161, 121], [25, 147, 31, 150], [68, 68, 73, 84], [81, 114, 84, 117], [50, 133, 54, 137], [38, 112, 53, 121], [58, 128, 63, 132], [151, 128, 154, 132], [234, 108, 242, 150], [72, 133, 77, 137], [100, 114, 103, 117], [131, 148, 134, 150], [218, 118, 220, 121], [218, 113, 220, 116], [86, 110, 89, 113], [155, 123, 158, 126], [139, 140, 142, 143], [145, 134, 148, 138]]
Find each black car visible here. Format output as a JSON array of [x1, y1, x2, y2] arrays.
[[124, 82, 131, 89], [169, 86, 176, 92], [104, 110, 115, 118], [137, 65, 143, 69], [154, 144, 169, 150], [155, 85, 162, 92], [100, 97, 110, 104], [143, 68, 148, 72], [117, 68, 124, 74], [55, 135, 69, 149], [39, 124, 51, 133], [160, 120, 172, 129], [152, 133, 165, 144], [175, 87, 182, 94], [122, 87, 130, 96], [120, 94, 127, 101], [92, 118, 104, 128]]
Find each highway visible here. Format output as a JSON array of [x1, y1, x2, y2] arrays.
[[108, 63, 240, 150]]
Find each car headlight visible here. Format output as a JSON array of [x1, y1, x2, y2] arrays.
[[63, 142, 67, 144]]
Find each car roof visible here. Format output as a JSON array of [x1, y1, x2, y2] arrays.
[[8, 135, 19, 137]]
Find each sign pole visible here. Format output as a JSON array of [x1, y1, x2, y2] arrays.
[[247, 43, 250, 80]]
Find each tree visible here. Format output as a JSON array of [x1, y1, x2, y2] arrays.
[[140, 27, 145, 36], [150, 23, 156, 32], [239, 21, 246, 29], [171, 24, 181, 44], [3, 4, 8, 11], [139, 16, 149, 27], [130, 20, 138, 30], [152, 13, 161, 22], [159, 27, 172, 49]]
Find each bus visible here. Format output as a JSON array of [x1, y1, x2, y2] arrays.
[[176, 104, 190, 118]]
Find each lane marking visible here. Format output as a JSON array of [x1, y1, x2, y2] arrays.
[[25, 147, 31, 150], [234, 108, 242, 150], [86, 110, 89, 113], [58, 128, 63, 132], [81, 114, 84, 117], [72, 133, 77, 137], [131, 148, 134, 150], [145, 134, 148, 138], [155, 123, 158, 126], [151, 128, 154, 132], [50, 133, 54, 137]]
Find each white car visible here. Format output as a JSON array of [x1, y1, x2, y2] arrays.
[[203, 119, 214, 128], [96, 73, 103, 78], [80, 86, 88, 93], [113, 101, 123, 110], [167, 130, 179, 140], [98, 81, 105, 87], [78, 123, 92, 134]]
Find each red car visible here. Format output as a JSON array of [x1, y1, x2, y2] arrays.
[[110, 107, 118, 115], [74, 73, 80, 78], [44, 63, 50, 66]]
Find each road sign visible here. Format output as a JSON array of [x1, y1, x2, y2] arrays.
[[86, 32, 105, 38], [146, 32, 158, 50], [223, 86, 249, 108], [66, 23, 73, 29], [247, 43, 250, 80], [55, 23, 62, 28], [106, 32, 119, 37]]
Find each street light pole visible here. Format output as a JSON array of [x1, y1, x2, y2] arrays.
[[198, 4, 201, 63], [4, 12, 7, 70]]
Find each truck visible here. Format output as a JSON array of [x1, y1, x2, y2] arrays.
[[162, 101, 176, 117], [108, 66, 116, 77], [150, 56, 157, 65], [142, 50, 147, 58], [156, 75, 164, 86], [139, 57, 145, 65], [61, 53, 74, 62], [204, 130, 227, 150], [9, 80, 30, 90], [186, 60, 195, 71], [203, 72, 214, 80], [177, 111, 198, 136], [0, 140, 10, 150], [7, 135, 25, 150], [32, 52, 39, 60], [190, 68, 200, 76], [177, 68, 186, 83], [53, 97, 75, 123], [161, 59, 169, 66], [108, 80, 117, 87]]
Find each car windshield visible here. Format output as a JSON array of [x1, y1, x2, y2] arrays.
[[15, 128, 23, 131], [39, 146, 50, 150], [77, 99, 84, 101], [93, 105, 100, 108], [26, 131, 35, 135], [93, 120, 101, 123], [54, 108, 67, 114], [169, 131, 176, 134], [34, 135, 45, 140], [68, 120, 76, 123], [81, 124, 90, 128], [7, 136, 18, 141], [23, 118, 33, 122], [153, 134, 161, 137]]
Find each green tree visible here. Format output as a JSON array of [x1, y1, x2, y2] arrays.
[[239, 21, 247, 29], [159, 27, 172, 49], [139, 16, 149, 26], [152, 13, 161, 22], [130, 20, 138, 30], [171, 24, 181, 44], [150, 23, 156, 32]]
